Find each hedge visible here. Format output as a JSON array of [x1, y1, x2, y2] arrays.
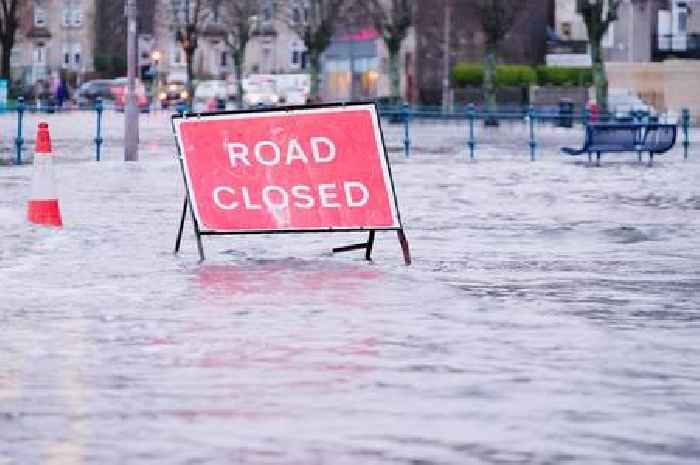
[[452, 63, 594, 87], [535, 66, 593, 86]]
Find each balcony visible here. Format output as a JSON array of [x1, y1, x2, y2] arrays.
[[653, 34, 700, 61]]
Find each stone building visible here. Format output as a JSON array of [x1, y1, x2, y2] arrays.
[[11, 0, 97, 89], [549, 0, 700, 64]]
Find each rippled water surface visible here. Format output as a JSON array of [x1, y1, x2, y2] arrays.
[[1, 114, 700, 464]]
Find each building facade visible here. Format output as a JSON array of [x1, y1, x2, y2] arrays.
[[11, 0, 97, 90], [549, 0, 700, 65]]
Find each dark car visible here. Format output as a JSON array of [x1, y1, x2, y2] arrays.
[[157, 81, 188, 109], [75, 79, 114, 108]]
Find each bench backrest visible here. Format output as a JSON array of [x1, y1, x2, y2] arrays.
[[586, 124, 641, 152], [642, 124, 677, 154]]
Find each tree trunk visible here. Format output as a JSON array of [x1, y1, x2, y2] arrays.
[[309, 51, 321, 103], [388, 45, 401, 102], [185, 47, 195, 109], [1, 44, 11, 82], [233, 50, 244, 108], [483, 45, 498, 126], [590, 36, 608, 115]]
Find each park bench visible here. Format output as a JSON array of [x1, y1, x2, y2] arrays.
[[561, 123, 677, 166]]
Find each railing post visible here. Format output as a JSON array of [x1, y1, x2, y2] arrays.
[[466, 103, 476, 160], [682, 108, 690, 160], [94, 97, 104, 162], [528, 105, 537, 161], [14, 96, 25, 165], [402, 103, 411, 159]]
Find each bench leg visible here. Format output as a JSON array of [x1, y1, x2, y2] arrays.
[[637, 151, 642, 163], [587, 152, 592, 165], [648, 152, 654, 167], [596, 152, 601, 167]]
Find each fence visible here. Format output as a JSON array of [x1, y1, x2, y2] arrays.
[[378, 104, 692, 161], [2, 100, 693, 165]]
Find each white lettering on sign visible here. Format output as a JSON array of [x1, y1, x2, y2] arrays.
[[213, 186, 238, 210], [227, 143, 250, 167], [226, 136, 336, 168], [255, 141, 281, 166], [214, 135, 370, 214], [344, 181, 369, 208], [310, 137, 335, 163], [212, 182, 371, 211], [318, 183, 341, 208], [285, 139, 309, 165]]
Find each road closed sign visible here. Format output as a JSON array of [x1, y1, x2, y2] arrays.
[[173, 103, 401, 233]]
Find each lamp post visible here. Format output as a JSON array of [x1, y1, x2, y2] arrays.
[[124, 0, 139, 161]]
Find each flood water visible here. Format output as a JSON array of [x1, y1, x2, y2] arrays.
[[1, 114, 700, 464]]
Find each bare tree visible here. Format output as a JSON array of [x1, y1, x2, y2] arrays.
[[170, 0, 206, 108], [577, 0, 622, 113], [216, 0, 257, 107], [471, 0, 522, 118], [282, 0, 347, 102], [0, 0, 22, 85], [363, 0, 414, 102]]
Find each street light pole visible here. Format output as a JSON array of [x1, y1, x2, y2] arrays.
[[125, 0, 139, 162]]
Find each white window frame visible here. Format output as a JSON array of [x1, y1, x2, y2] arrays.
[[34, 1, 47, 28], [73, 43, 82, 65], [33, 43, 47, 66]]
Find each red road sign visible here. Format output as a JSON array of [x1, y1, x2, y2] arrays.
[[173, 104, 401, 233]]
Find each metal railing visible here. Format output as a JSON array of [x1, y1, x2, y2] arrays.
[[378, 104, 692, 161]]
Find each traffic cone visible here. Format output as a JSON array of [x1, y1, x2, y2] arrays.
[[27, 122, 63, 227]]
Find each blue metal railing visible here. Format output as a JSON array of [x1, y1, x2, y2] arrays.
[[378, 104, 692, 161]]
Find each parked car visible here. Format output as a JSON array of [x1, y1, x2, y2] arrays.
[[110, 78, 150, 112], [157, 81, 188, 109], [608, 90, 655, 122], [75, 79, 114, 108], [193, 80, 229, 112], [243, 79, 279, 107]]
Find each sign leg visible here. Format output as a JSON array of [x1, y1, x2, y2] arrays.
[[174, 196, 188, 254], [333, 230, 376, 261], [397, 229, 412, 266], [190, 212, 205, 262], [364, 230, 376, 261]]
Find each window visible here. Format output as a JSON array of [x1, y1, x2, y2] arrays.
[[34, 1, 47, 27], [62, 0, 82, 27], [262, 1, 273, 21], [561, 22, 572, 40], [33, 43, 47, 65], [289, 41, 306, 69], [74, 43, 81, 65]]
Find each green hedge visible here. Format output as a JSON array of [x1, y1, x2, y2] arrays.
[[452, 63, 593, 87], [496, 65, 537, 87], [452, 63, 483, 86], [535, 66, 593, 86]]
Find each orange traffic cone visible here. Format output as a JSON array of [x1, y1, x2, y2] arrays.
[[27, 122, 63, 227]]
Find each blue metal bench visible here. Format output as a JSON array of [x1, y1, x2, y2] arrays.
[[562, 123, 677, 166]]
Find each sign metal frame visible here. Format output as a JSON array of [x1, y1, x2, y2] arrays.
[[171, 101, 411, 265]]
